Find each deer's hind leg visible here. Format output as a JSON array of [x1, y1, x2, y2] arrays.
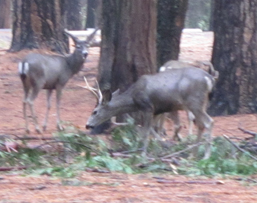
[[152, 114, 166, 138], [169, 111, 182, 141], [42, 89, 53, 131], [187, 111, 195, 135], [191, 109, 213, 159], [22, 86, 30, 134], [27, 85, 42, 134]]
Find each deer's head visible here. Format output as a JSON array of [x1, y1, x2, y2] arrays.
[[64, 28, 99, 59], [82, 77, 117, 129]]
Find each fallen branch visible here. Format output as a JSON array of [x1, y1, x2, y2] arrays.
[[0, 166, 27, 171], [156, 179, 224, 185], [238, 126, 257, 137], [85, 168, 110, 173], [13, 136, 55, 141], [34, 140, 93, 151], [111, 152, 175, 163], [119, 148, 143, 154], [161, 142, 204, 159], [234, 177, 257, 183], [223, 134, 257, 161]]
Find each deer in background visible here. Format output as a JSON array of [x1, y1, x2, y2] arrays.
[[85, 67, 216, 159], [18, 29, 98, 133], [154, 60, 219, 140]]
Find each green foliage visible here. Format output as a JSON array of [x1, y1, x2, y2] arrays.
[[1, 124, 257, 178], [90, 156, 134, 174], [112, 123, 142, 151], [0, 147, 44, 167], [178, 137, 257, 176]]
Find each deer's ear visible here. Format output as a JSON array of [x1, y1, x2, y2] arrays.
[[102, 90, 112, 104], [112, 89, 120, 97]]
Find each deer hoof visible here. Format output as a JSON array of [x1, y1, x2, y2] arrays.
[[173, 133, 182, 142], [57, 124, 64, 131], [36, 128, 42, 134], [42, 125, 47, 131], [203, 151, 211, 160]]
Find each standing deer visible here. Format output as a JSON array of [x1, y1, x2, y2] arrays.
[[155, 60, 219, 139], [85, 67, 216, 159], [18, 29, 98, 133]]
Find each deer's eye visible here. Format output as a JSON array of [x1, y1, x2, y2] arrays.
[[92, 111, 97, 115]]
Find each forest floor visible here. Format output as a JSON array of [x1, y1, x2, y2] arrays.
[[0, 29, 257, 202]]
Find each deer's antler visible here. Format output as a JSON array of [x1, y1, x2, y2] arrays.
[[82, 77, 103, 104]]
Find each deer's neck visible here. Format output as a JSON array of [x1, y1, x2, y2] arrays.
[[109, 91, 137, 115], [66, 51, 84, 74]]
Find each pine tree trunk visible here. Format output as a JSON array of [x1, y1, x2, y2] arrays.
[[157, 0, 188, 67], [98, 0, 157, 93], [0, 0, 11, 28], [209, 0, 257, 115], [85, 0, 99, 28], [92, 0, 156, 130], [66, 0, 83, 30], [10, 0, 68, 53]]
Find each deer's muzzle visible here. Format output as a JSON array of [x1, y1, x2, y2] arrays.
[[86, 124, 94, 129]]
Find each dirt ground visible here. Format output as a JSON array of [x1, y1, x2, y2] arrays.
[[1, 30, 257, 202]]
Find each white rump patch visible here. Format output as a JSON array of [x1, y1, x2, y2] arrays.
[[18, 62, 29, 75], [18, 62, 23, 74], [159, 66, 166, 72], [24, 62, 29, 74], [204, 76, 213, 92], [159, 65, 176, 72]]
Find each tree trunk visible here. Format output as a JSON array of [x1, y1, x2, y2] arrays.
[[0, 0, 11, 28], [66, 0, 83, 30], [209, 0, 257, 115], [92, 0, 156, 131], [10, 0, 68, 53], [157, 0, 188, 68], [98, 0, 157, 93], [86, 0, 100, 28]]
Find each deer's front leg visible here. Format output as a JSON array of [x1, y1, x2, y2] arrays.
[[56, 86, 64, 131], [141, 111, 153, 156]]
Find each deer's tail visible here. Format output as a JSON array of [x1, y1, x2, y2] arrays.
[[18, 62, 29, 80], [202, 61, 219, 81]]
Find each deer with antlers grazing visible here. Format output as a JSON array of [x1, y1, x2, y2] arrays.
[[84, 66, 216, 159], [18, 29, 98, 133]]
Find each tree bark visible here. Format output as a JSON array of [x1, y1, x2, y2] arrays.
[[86, 0, 100, 29], [209, 0, 257, 115], [157, 0, 188, 68], [0, 0, 11, 28], [10, 0, 68, 53], [98, 0, 157, 93], [66, 0, 83, 30], [91, 0, 156, 131]]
